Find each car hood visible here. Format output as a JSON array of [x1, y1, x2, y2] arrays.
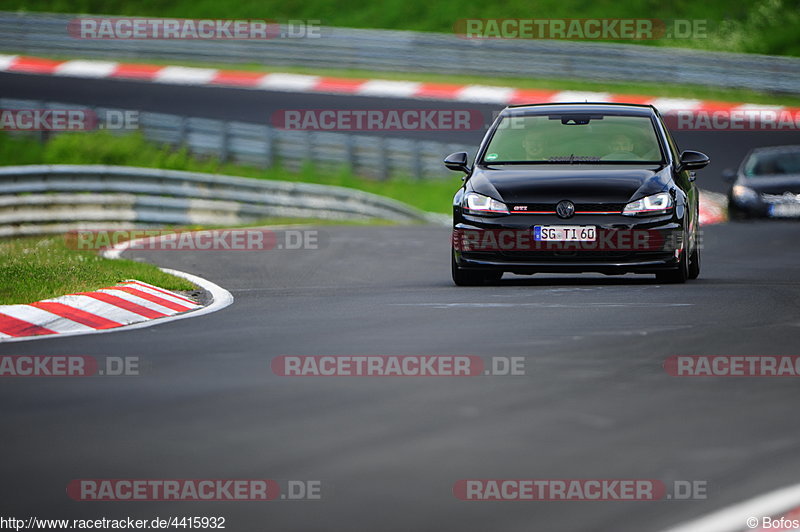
[[469, 164, 671, 205], [740, 174, 800, 195]]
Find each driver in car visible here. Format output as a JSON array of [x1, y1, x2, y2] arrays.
[[602, 133, 639, 160], [522, 131, 546, 160]]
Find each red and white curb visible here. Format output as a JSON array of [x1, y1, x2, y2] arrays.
[[658, 483, 800, 532], [0, 235, 234, 342], [0, 280, 200, 340], [0, 54, 796, 115], [699, 190, 728, 226]]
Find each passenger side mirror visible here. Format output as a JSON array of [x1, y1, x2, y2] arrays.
[[444, 152, 470, 174], [721, 168, 737, 183], [676, 150, 710, 173]]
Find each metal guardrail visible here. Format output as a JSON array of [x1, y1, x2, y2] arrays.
[[1, 12, 800, 94], [0, 165, 440, 236], [0, 98, 466, 181]]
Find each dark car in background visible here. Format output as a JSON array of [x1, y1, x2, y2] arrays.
[[725, 145, 800, 220], [445, 103, 709, 285]]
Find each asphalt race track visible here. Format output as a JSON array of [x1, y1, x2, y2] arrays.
[[2, 72, 800, 531]]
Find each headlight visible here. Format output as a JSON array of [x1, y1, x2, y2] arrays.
[[463, 192, 509, 215], [622, 192, 673, 216], [732, 185, 758, 202]]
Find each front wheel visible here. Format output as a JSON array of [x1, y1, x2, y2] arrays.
[[687, 237, 700, 280], [655, 233, 690, 284], [451, 251, 501, 286]]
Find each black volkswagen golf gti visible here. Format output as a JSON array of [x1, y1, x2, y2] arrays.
[[446, 103, 709, 285]]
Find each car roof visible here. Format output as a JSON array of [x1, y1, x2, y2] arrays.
[[502, 102, 656, 117], [748, 145, 800, 155]]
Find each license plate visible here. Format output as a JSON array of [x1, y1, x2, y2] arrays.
[[534, 225, 596, 241], [769, 203, 800, 218]]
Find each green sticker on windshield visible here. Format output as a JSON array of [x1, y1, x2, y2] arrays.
[[485, 153, 498, 161]]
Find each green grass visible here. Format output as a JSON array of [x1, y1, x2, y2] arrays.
[[3, 0, 799, 56], [0, 235, 196, 304], [0, 130, 459, 214]]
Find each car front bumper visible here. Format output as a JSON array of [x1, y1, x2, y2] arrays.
[[452, 213, 684, 275]]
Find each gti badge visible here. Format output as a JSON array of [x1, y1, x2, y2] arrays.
[[556, 200, 575, 219]]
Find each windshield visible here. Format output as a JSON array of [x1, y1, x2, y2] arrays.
[[743, 150, 800, 176], [482, 113, 664, 164]]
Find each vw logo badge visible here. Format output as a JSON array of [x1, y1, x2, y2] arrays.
[[556, 200, 575, 219]]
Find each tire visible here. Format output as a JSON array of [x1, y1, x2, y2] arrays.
[[728, 203, 750, 221], [687, 235, 701, 280], [655, 231, 689, 284], [451, 251, 501, 286]]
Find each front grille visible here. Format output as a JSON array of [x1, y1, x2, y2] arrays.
[[574, 203, 625, 213], [510, 202, 624, 213]]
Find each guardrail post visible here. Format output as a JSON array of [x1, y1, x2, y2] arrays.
[[178, 116, 188, 148], [345, 134, 357, 174], [378, 137, 389, 181], [412, 140, 423, 180], [305, 130, 315, 167], [219, 122, 230, 163], [264, 126, 274, 168]]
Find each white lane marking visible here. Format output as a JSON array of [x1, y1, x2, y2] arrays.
[[357, 80, 421, 98], [0, 54, 19, 71], [55, 60, 118, 78], [393, 303, 694, 308], [456, 85, 516, 103], [550, 90, 611, 103], [154, 66, 218, 85], [119, 282, 198, 307], [95, 289, 180, 315], [258, 73, 320, 91], [42, 294, 149, 325], [658, 483, 800, 532], [0, 305, 94, 333]]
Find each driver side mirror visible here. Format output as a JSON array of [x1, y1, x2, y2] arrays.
[[721, 168, 737, 183], [444, 152, 470, 174], [676, 150, 710, 173]]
